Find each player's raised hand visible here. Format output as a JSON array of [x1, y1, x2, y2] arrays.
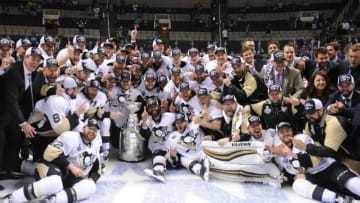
[[76, 102, 88, 116], [56, 84, 65, 95], [141, 107, 148, 122], [223, 74, 231, 87]]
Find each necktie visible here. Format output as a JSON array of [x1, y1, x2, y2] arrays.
[[344, 98, 351, 107], [28, 73, 34, 109]]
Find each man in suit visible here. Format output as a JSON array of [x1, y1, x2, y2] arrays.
[[0, 47, 42, 179], [326, 74, 360, 119], [337, 43, 360, 91], [304, 47, 338, 89], [260, 50, 305, 99]]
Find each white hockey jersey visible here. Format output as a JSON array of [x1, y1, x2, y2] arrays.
[[166, 122, 204, 160], [274, 134, 335, 175], [46, 131, 101, 176], [142, 112, 176, 152]]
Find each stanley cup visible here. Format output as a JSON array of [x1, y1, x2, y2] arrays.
[[118, 101, 144, 161]]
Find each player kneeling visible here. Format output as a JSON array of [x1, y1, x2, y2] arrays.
[[1, 119, 102, 203]]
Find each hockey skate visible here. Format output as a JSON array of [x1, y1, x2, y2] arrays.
[[144, 168, 167, 183], [0, 194, 13, 203], [200, 156, 210, 182]]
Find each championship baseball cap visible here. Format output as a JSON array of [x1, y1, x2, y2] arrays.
[[215, 47, 227, 54], [15, 38, 32, 49], [120, 71, 131, 80], [276, 122, 292, 131], [158, 75, 168, 83], [115, 55, 126, 63], [273, 51, 285, 61], [268, 84, 282, 93], [172, 48, 181, 56], [197, 88, 209, 96], [171, 67, 182, 75], [146, 97, 159, 108], [40, 35, 55, 45], [179, 82, 190, 91], [152, 50, 162, 58], [337, 74, 354, 85], [195, 64, 205, 73], [77, 59, 96, 72], [141, 52, 150, 59], [222, 94, 235, 103], [44, 57, 59, 67], [303, 98, 323, 114], [209, 70, 219, 79], [103, 39, 113, 47], [145, 72, 156, 81], [188, 47, 199, 54], [152, 38, 164, 47], [62, 77, 78, 89], [87, 118, 99, 129], [175, 113, 188, 122], [231, 57, 244, 65], [247, 115, 262, 127], [207, 44, 217, 50], [87, 79, 100, 88], [0, 38, 11, 48], [96, 47, 106, 55], [25, 47, 43, 59], [73, 35, 86, 44]]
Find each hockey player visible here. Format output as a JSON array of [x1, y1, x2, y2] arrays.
[[75, 79, 121, 164], [1, 119, 102, 203], [216, 94, 246, 145], [29, 76, 87, 161], [166, 113, 210, 181], [273, 122, 360, 203], [141, 97, 176, 182]]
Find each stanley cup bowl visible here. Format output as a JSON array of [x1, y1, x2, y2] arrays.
[[126, 101, 142, 113]]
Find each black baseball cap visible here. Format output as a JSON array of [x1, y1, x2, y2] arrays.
[[171, 67, 182, 75], [116, 55, 126, 63], [222, 94, 235, 103], [120, 71, 131, 80], [215, 47, 227, 54], [209, 70, 219, 79], [197, 88, 209, 96], [273, 51, 285, 61], [175, 113, 188, 122], [87, 118, 99, 129], [247, 115, 262, 127], [145, 72, 156, 81], [153, 50, 162, 58], [276, 122, 292, 131], [268, 84, 282, 93], [146, 97, 159, 108], [303, 98, 323, 114], [337, 74, 354, 85], [180, 82, 190, 91], [195, 64, 205, 73], [45, 58, 59, 67], [25, 47, 44, 59], [88, 79, 100, 88]]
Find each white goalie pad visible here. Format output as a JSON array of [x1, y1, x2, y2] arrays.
[[202, 141, 267, 162], [202, 141, 284, 187], [210, 170, 282, 188]]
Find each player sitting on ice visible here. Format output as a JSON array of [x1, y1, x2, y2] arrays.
[[166, 113, 210, 182], [0, 119, 102, 203], [273, 121, 360, 203]]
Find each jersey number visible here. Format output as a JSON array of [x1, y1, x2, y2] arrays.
[[53, 114, 60, 123]]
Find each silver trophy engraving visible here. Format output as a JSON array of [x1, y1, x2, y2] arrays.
[[118, 101, 145, 162]]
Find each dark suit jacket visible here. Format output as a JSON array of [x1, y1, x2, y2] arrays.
[[304, 60, 339, 87], [337, 61, 360, 91], [0, 62, 35, 124], [325, 90, 360, 119]]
